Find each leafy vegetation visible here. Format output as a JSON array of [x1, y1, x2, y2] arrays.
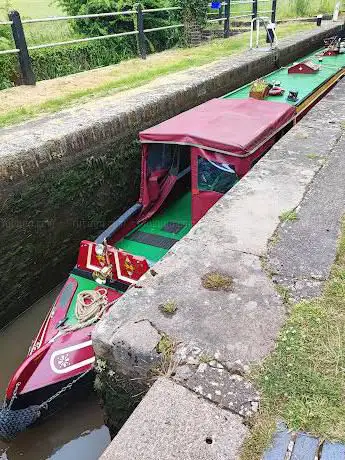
[[242, 219, 345, 459], [177, 0, 209, 27], [57, 0, 181, 53]]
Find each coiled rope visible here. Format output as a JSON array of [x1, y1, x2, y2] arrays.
[[75, 288, 108, 322], [60, 288, 113, 333]]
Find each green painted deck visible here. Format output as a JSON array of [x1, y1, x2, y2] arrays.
[[116, 192, 192, 264], [223, 51, 345, 106]]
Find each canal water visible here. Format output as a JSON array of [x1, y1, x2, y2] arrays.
[[0, 287, 111, 460]]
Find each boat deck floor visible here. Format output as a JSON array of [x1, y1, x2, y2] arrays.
[[115, 191, 192, 264], [223, 51, 345, 106]]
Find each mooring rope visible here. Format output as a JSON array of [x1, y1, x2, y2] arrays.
[[59, 288, 112, 334], [76, 289, 108, 322]]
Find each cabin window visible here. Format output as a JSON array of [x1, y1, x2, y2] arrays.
[[198, 157, 239, 194], [147, 144, 189, 176]]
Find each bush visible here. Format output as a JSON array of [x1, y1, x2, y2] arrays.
[[0, 55, 18, 89], [57, 0, 181, 53], [31, 37, 137, 80]]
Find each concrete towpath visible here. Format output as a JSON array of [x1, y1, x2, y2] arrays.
[[95, 76, 345, 460]]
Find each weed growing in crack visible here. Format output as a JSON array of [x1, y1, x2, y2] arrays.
[[279, 210, 298, 223], [199, 354, 214, 364], [276, 284, 291, 305], [151, 334, 178, 378]]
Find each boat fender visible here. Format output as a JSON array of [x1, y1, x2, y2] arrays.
[[269, 87, 285, 96], [0, 405, 41, 441]]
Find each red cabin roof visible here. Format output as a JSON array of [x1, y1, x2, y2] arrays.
[[140, 98, 296, 157]]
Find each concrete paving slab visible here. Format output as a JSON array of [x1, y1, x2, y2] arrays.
[[93, 239, 286, 372], [174, 362, 259, 417], [99, 378, 247, 460], [269, 129, 345, 299]]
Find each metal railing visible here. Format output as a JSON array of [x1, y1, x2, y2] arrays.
[[0, 0, 277, 86], [207, 0, 275, 38]]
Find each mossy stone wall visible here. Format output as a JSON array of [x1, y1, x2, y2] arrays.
[[0, 137, 141, 327]]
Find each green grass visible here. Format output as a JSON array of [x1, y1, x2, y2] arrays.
[[278, 0, 338, 19], [0, 0, 76, 47], [242, 219, 345, 459], [0, 22, 314, 128], [0, 0, 63, 19]]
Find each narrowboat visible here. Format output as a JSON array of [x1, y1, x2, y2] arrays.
[[1, 37, 345, 440]]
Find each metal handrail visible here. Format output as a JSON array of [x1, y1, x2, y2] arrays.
[[0, 48, 19, 55], [142, 7, 181, 12], [250, 15, 278, 49], [21, 11, 135, 24], [27, 30, 139, 50], [144, 24, 184, 33], [207, 17, 227, 23], [230, 13, 253, 18], [26, 22, 184, 51], [20, 7, 182, 25]]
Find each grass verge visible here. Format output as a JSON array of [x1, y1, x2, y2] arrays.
[[242, 218, 345, 459], [0, 22, 314, 128]]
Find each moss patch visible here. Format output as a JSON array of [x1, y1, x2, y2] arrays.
[[201, 271, 233, 291]]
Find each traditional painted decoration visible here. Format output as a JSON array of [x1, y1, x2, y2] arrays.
[[288, 60, 320, 74], [77, 240, 149, 284], [50, 341, 95, 375]]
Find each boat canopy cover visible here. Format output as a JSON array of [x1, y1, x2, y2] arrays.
[[139, 98, 296, 156]]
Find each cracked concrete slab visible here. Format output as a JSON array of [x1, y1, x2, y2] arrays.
[[268, 118, 345, 300], [99, 377, 248, 460], [174, 362, 259, 417]]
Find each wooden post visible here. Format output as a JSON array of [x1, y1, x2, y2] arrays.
[[252, 0, 258, 31], [224, 0, 230, 38], [271, 0, 277, 24], [8, 10, 36, 86], [136, 4, 146, 59]]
